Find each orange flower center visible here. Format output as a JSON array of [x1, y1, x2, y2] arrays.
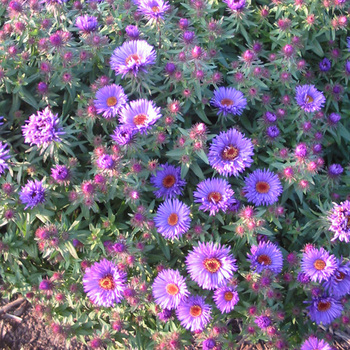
[[222, 145, 239, 161], [151, 6, 160, 12], [221, 98, 234, 106], [335, 271, 345, 282], [125, 53, 141, 65], [255, 181, 270, 194], [106, 96, 118, 107], [167, 213, 179, 226], [257, 254, 272, 266], [162, 175, 176, 188], [189, 305, 202, 317], [317, 301, 331, 312], [305, 95, 314, 103], [224, 291, 233, 301], [313, 259, 326, 271], [98, 274, 115, 290], [207, 191, 222, 203], [133, 113, 147, 126], [166, 283, 179, 296], [203, 257, 222, 273]]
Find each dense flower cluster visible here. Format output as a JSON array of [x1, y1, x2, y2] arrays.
[[0, 0, 350, 348]]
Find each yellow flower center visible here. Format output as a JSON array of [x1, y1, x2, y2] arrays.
[[162, 175, 176, 188], [167, 213, 179, 226], [255, 181, 270, 194], [257, 254, 272, 266], [125, 53, 141, 65], [221, 98, 234, 106], [166, 283, 179, 295], [224, 291, 233, 301], [98, 274, 115, 290], [317, 301, 331, 312], [133, 113, 147, 126], [221, 145, 239, 161], [203, 257, 222, 273], [207, 191, 222, 203], [313, 259, 326, 271], [189, 305, 202, 317], [106, 96, 117, 107]]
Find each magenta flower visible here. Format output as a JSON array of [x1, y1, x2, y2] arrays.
[[83, 259, 127, 307]]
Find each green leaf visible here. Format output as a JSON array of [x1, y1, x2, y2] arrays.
[[65, 241, 79, 260]]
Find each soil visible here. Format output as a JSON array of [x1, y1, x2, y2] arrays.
[[0, 296, 349, 350]]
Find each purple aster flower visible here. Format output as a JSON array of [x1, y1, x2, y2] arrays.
[[51, 164, 70, 184], [328, 164, 343, 178], [347, 37, 350, 52], [111, 125, 137, 146], [301, 336, 331, 350], [0, 141, 10, 176], [294, 142, 308, 159], [323, 259, 350, 298], [210, 87, 247, 117], [125, 25, 140, 39], [328, 112, 341, 125], [319, 58, 331, 72], [254, 315, 272, 329], [22, 107, 65, 148], [247, 241, 283, 274], [224, 0, 246, 12], [75, 15, 98, 33], [152, 269, 189, 309], [119, 99, 162, 134], [183, 31, 195, 44], [202, 338, 216, 350], [295, 85, 326, 113], [19, 180, 46, 209], [136, 0, 170, 22], [193, 178, 235, 216], [158, 308, 172, 322], [176, 295, 212, 332], [94, 84, 128, 119], [329, 200, 350, 242], [110, 40, 156, 78], [213, 285, 239, 313], [208, 128, 254, 177], [264, 111, 277, 123], [186, 242, 238, 290], [0, 116, 4, 126], [97, 154, 114, 170], [150, 163, 186, 199], [307, 295, 343, 325], [154, 198, 191, 240], [346, 61, 350, 74], [297, 272, 311, 285], [82, 259, 127, 307], [243, 169, 283, 206], [266, 125, 280, 139], [301, 247, 337, 283]]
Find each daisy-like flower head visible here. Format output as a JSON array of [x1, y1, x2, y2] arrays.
[[243, 169, 283, 206], [19, 180, 46, 210], [186, 242, 238, 290], [152, 269, 189, 309], [193, 178, 235, 216], [224, 0, 246, 12], [208, 128, 254, 177], [329, 200, 350, 243], [247, 241, 283, 274], [22, 107, 65, 148], [119, 99, 162, 134], [154, 198, 191, 240], [83, 259, 127, 307], [210, 87, 247, 117], [0, 141, 10, 176], [254, 315, 272, 329], [307, 295, 343, 325], [323, 258, 350, 298], [75, 15, 98, 33], [150, 163, 186, 199], [94, 84, 128, 119], [97, 154, 114, 170], [176, 295, 212, 332], [213, 285, 239, 313], [301, 247, 337, 283], [295, 85, 326, 113], [51, 164, 70, 184], [301, 336, 332, 350], [110, 40, 156, 78], [111, 125, 137, 146], [136, 0, 170, 22]]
